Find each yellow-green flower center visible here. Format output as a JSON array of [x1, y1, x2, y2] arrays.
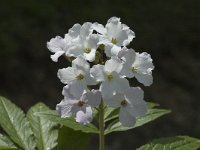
[[131, 67, 137, 73], [107, 73, 113, 81], [111, 38, 117, 44], [84, 48, 91, 53], [76, 74, 84, 80], [121, 100, 128, 107]]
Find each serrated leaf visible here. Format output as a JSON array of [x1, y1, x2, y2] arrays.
[[27, 103, 58, 150], [58, 126, 91, 150], [0, 133, 17, 149], [137, 136, 200, 150], [35, 110, 99, 134], [105, 108, 171, 135], [0, 96, 36, 150]]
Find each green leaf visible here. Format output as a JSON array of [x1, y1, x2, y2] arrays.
[[104, 107, 119, 123], [58, 126, 91, 150], [35, 110, 99, 134], [0, 133, 17, 149], [135, 108, 171, 128], [146, 102, 160, 108], [137, 136, 200, 150], [27, 103, 58, 150], [0, 96, 36, 150], [105, 107, 171, 135]]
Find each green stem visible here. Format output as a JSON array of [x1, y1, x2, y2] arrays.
[[99, 100, 105, 150]]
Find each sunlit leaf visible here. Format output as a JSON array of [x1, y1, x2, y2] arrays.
[[0, 133, 17, 149], [27, 103, 58, 150], [0, 96, 36, 150]]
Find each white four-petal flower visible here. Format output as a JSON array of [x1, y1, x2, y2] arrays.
[[58, 56, 96, 91], [91, 57, 129, 99], [66, 22, 99, 62], [47, 36, 68, 62], [120, 48, 154, 86], [56, 84, 101, 125], [92, 17, 135, 57], [105, 87, 147, 127]]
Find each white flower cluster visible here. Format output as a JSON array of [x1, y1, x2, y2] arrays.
[[47, 17, 154, 127]]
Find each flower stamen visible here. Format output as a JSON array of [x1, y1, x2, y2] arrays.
[[76, 73, 84, 80], [121, 100, 128, 107], [107, 73, 113, 81], [131, 67, 137, 73], [77, 101, 86, 107], [84, 48, 91, 53], [111, 38, 117, 44]]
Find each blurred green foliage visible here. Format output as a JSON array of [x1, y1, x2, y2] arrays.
[[0, 0, 200, 149]]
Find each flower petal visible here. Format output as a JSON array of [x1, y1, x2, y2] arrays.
[[62, 85, 75, 100], [120, 49, 136, 77], [133, 52, 154, 74], [121, 48, 136, 67], [122, 24, 135, 46], [47, 36, 66, 53], [125, 87, 147, 117], [92, 22, 106, 34], [100, 81, 115, 99], [84, 74, 97, 85], [125, 87, 144, 103], [72, 56, 90, 73], [120, 63, 134, 78], [70, 80, 87, 99], [50, 51, 65, 62], [104, 44, 113, 57], [68, 24, 81, 38], [104, 92, 124, 108], [116, 30, 128, 46], [112, 77, 130, 93], [104, 57, 122, 73], [126, 101, 147, 117], [82, 90, 102, 107], [119, 107, 136, 127], [106, 17, 122, 39], [80, 22, 93, 38], [62, 83, 85, 100], [135, 72, 153, 86], [56, 99, 75, 118], [75, 107, 93, 125], [84, 48, 96, 62], [90, 65, 106, 82], [67, 44, 83, 57], [110, 45, 122, 56], [57, 67, 78, 84]]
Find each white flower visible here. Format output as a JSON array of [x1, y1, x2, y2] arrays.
[[47, 24, 81, 62], [57, 56, 96, 90], [105, 87, 147, 127], [56, 84, 101, 125], [120, 48, 154, 86], [47, 36, 67, 62], [90, 57, 129, 99], [66, 22, 99, 62], [92, 17, 135, 57]]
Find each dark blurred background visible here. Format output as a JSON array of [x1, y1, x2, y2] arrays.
[[0, 0, 200, 149]]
